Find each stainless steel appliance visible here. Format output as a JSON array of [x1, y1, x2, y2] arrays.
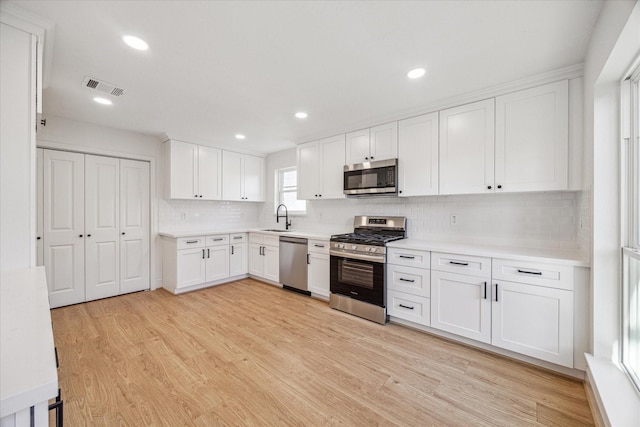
[[343, 159, 398, 197], [279, 236, 309, 295], [329, 215, 406, 324]]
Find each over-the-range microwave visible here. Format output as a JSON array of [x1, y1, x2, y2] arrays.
[[343, 158, 398, 197]]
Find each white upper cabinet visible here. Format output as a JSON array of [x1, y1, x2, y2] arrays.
[[439, 99, 496, 195], [345, 122, 398, 164], [439, 81, 569, 196], [165, 140, 222, 200], [495, 80, 568, 192], [298, 134, 346, 200], [398, 113, 439, 197], [222, 151, 265, 202]]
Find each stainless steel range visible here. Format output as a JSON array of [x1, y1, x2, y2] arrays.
[[329, 215, 407, 324]]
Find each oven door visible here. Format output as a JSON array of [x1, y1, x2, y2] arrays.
[[330, 255, 385, 307]]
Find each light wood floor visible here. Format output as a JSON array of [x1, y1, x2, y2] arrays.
[[50, 278, 594, 426]]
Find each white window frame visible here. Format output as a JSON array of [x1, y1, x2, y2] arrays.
[[274, 166, 306, 215], [621, 62, 640, 392]]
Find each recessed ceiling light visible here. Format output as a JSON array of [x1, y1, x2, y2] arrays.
[[93, 97, 112, 105], [123, 35, 149, 51], [295, 112, 308, 119], [235, 134, 246, 140], [407, 68, 426, 79]]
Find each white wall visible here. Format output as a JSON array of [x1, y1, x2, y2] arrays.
[[583, 0, 638, 361], [259, 148, 586, 251]]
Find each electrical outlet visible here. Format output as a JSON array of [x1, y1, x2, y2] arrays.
[[450, 214, 457, 226]]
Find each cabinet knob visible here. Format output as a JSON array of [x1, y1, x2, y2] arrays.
[[497, 185, 502, 189], [399, 190, 402, 194], [319, 194, 322, 197], [194, 195, 198, 198], [487, 185, 492, 190], [365, 157, 369, 160], [315, 194, 318, 197], [79, 234, 83, 238], [87, 234, 91, 237], [199, 195, 203, 198], [370, 156, 374, 160], [122, 232, 125, 235], [36, 236, 41, 240]]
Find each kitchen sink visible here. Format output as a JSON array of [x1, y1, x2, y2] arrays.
[[261, 229, 291, 232]]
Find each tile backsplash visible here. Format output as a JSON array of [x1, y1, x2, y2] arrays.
[[159, 191, 589, 254], [258, 191, 587, 251]]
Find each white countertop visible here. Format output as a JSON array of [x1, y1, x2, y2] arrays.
[[1, 267, 58, 418], [387, 239, 590, 267], [159, 228, 334, 240]]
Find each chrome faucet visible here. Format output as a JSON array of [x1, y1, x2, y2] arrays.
[[276, 203, 292, 230]]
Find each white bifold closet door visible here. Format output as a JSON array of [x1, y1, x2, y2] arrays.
[[44, 149, 150, 308], [85, 155, 120, 301], [44, 150, 86, 308], [119, 159, 150, 294]]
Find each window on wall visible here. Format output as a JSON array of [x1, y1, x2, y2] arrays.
[[622, 63, 640, 392], [275, 167, 306, 214]]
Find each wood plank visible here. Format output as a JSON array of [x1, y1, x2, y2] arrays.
[[50, 279, 594, 425]]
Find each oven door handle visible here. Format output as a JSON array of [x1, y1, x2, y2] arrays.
[[330, 251, 385, 263]]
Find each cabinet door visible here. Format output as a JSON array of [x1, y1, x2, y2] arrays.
[[205, 245, 230, 282], [120, 159, 150, 294], [177, 248, 206, 288], [43, 150, 85, 308], [345, 129, 370, 164], [198, 146, 222, 200], [36, 148, 44, 266], [263, 245, 279, 282], [495, 80, 568, 192], [492, 280, 573, 367], [169, 140, 198, 199], [308, 251, 330, 297], [369, 122, 398, 162], [242, 154, 265, 201], [319, 134, 346, 199], [297, 142, 319, 200], [230, 243, 248, 277], [398, 113, 439, 196], [439, 99, 495, 195], [85, 155, 120, 302], [431, 271, 491, 344], [248, 243, 264, 277], [222, 151, 243, 201]]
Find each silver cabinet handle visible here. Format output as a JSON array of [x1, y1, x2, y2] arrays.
[[213, 238, 224, 241], [186, 240, 198, 244]]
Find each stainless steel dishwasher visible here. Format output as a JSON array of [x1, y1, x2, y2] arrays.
[[279, 236, 309, 295]]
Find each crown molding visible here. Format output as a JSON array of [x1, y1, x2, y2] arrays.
[[159, 132, 267, 158]]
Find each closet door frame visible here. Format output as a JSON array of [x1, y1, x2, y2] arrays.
[[38, 141, 157, 292]]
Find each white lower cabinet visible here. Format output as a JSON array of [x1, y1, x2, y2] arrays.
[[386, 247, 431, 326], [163, 233, 247, 294], [430, 252, 492, 343], [248, 233, 279, 283], [387, 246, 578, 369], [308, 239, 330, 298], [431, 271, 491, 343], [229, 233, 248, 277]]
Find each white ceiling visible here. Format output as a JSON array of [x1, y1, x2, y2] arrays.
[[12, 0, 602, 155]]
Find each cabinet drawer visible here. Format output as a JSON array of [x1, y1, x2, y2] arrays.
[[387, 247, 430, 269], [387, 264, 430, 297], [308, 239, 329, 255], [492, 258, 574, 291], [249, 233, 264, 244], [229, 233, 247, 243], [206, 234, 229, 246], [387, 290, 430, 326], [177, 236, 205, 250], [431, 252, 491, 278], [263, 234, 280, 247]]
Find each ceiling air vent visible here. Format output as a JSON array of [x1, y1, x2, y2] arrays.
[[82, 76, 126, 96]]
